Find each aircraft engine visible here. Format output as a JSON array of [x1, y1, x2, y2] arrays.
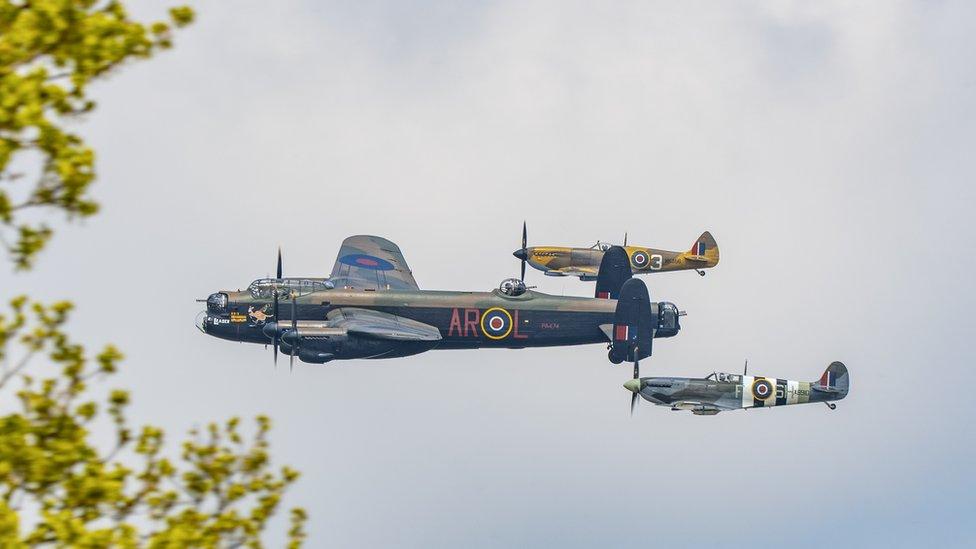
[[279, 331, 415, 363]]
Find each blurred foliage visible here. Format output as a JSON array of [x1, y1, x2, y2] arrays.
[[0, 2, 309, 546], [0, 0, 195, 269], [0, 297, 307, 547]]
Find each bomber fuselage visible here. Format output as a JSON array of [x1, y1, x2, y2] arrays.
[[199, 285, 681, 361]]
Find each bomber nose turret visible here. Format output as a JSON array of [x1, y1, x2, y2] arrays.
[[206, 292, 228, 314]]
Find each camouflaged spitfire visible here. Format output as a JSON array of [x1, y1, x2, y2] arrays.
[[198, 236, 682, 365], [514, 226, 720, 280], [624, 361, 849, 415]]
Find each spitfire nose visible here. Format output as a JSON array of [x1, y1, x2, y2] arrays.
[[623, 379, 641, 393], [513, 248, 528, 261]]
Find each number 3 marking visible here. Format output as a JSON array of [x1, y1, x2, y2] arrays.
[[650, 254, 663, 270]]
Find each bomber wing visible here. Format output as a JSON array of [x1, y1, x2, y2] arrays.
[[328, 308, 441, 341], [330, 235, 419, 290]]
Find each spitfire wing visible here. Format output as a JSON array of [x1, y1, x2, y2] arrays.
[[330, 235, 419, 290], [549, 267, 599, 279], [670, 401, 736, 414], [328, 308, 441, 341]]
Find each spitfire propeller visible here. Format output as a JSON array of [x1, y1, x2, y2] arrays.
[[625, 353, 642, 416]]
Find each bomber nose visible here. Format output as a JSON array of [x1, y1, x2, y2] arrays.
[[513, 248, 528, 261], [623, 379, 641, 393]]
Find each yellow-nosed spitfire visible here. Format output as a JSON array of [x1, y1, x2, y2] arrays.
[[513, 223, 719, 280]]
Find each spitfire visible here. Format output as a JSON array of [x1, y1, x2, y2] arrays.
[[623, 361, 850, 415], [197, 235, 682, 367], [513, 222, 720, 280]]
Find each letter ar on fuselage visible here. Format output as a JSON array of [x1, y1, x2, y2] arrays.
[[197, 236, 683, 364]]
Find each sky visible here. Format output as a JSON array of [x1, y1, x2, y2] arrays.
[[5, 1, 976, 546]]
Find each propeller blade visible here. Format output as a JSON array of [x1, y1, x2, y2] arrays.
[[630, 356, 641, 416], [272, 288, 280, 369], [520, 221, 528, 282], [290, 296, 298, 372], [276, 247, 283, 279]]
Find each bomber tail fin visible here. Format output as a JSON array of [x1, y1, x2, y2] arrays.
[[595, 245, 632, 299], [609, 278, 654, 363], [812, 361, 849, 399], [687, 231, 720, 266]]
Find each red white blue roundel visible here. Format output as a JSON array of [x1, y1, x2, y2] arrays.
[[752, 378, 773, 400], [338, 254, 395, 270], [480, 308, 513, 340], [630, 250, 650, 269]]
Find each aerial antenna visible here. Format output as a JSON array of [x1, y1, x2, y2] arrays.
[[623, 232, 628, 247], [743, 359, 748, 376]]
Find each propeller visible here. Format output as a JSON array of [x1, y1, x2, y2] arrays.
[[289, 295, 298, 371], [631, 354, 641, 415], [272, 286, 279, 367], [263, 247, 300, 371], [268, 247, 283, 368], [512, 221, 528, 282]]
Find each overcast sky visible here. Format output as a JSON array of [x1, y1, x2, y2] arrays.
[[6, 1, 976, 546]]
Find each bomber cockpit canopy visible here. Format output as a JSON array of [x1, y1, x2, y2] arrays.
[[247, 278, 333, 299]]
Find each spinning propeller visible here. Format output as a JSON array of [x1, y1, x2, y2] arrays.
[[272, 248, 282, 366], [626, 352, 642, 416], [512, 221, 528, 283], [265, 247, 298, 371]]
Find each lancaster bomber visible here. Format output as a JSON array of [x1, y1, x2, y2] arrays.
[[513, 223, 720, 280], [197, 236, 681, 366], [624, 361, 850, 415]]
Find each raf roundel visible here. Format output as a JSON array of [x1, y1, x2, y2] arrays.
[[751, 378, 773, 400], [480, 308, 514, 340], [630, 250, 649, 269], [338, 253, 396, 271]]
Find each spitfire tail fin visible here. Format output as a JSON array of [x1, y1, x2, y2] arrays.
[[595, 245, 632, 299], [689, 231, 720, 266], [813, 361, 850, 399]]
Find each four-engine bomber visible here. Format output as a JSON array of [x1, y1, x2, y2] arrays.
[[198, 235, 681, 365]]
